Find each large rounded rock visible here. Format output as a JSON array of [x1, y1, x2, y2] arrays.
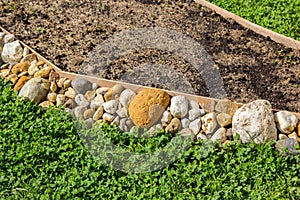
[[71, 78, 92, 94], [18, 77, 50, 104], [274, 111, 298, 134], [232, 100, 277, 144], [129, 88, 170, 128], [170, 95, 189, 118], [1, 41, 23, 63]]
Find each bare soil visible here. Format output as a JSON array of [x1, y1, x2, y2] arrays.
[[0, 0, 299, 112]]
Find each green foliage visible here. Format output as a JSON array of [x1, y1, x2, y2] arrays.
[[205, 0, 300, 41], [0, 77, 300, 199]]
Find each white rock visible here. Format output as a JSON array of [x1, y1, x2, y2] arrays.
[[4, 34, 15, 43], [103, 113, 115, 123], [111, 116, 120, 126], [274, 111, 298, 134], [119, 89, 136, 108], [180, 128, 194, 139], [278, 134, 288, 140], [211, 128, 227, 143], [2, 41, 23, 63], [181, 118, 190, 129], [103, 100, 119, 114], [189, 119, 202, 135], [18, 77, 50, 104], [232, 100, 277, 144], [75, 94, 89, 107], [189, 100, 200, 109], [161, 111, 172, 124], [201, 113, 218, 134], [65, 87, 76, 99], [28, 61, 39, 75], [170, 95, 189, 118], [116, 107, 129, 118], [188, 108, 202, 121], [196, 133, 207, 140], [74, 106, 87, 118]]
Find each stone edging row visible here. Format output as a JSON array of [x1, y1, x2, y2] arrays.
[[0, 31, 300, 155]]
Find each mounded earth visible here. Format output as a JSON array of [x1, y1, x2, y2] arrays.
[[0, 0, 299, 112]]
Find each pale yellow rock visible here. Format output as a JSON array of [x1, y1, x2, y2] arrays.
[[65, 87, 76, 99], [85, 90, 96, 102], [165, 118, 181, 134], [63, 79, 71, 89], [6, 74, 18, 84], [12, 62, 29, 75], [34, 66, 51, 78], [39, 101, 54, 108], [47, 93, 57, 103]]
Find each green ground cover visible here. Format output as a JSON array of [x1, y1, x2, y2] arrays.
[[207, 0, 300, 41], [0, 78, 300, 199]]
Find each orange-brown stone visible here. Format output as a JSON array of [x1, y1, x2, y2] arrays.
[[11, 62, 30, 75], [297, 122, 300, 137], [13, 76, 30, 91], [129, 88, 170, 128]]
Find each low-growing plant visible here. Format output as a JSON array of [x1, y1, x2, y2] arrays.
[[0, 77, 299, 199]]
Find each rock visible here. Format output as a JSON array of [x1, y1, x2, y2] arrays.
[[22, 47, 30, 57], [18, 71, 28, 77], [189, 100, 200, 110], [56, 77, 66, 88], [63, 79, 72, 89], [34, 66, 51, 78], [50, 82, 57, 93], [170, 95, 189, 118], [189, 119, 201, 135], [196, 133, 207, 140], [211, 128, 227, 143], [0, 68, 9, 77], [63, 98, 74, 109], [104, 84, 125, 101], [215, 99, 239, 127], [181, 118, 191, 129], [84, 109, 95, 119], [222, 140, 231, 147], [13, 76, 30, 91], [201, 113, 218, 134], [96, 87, 110, 95], [145, 124, 164, 137], [47, 93, 57, 103], [103, 113, 115, 123], [1, 63, 9, 70], [28, 61, 39, 75], [119, 118, 127, 132], [92, 83, 98, 90], [103, 100, 119, 114], [93, 106, 104, 121], [217, 113, 232, 127], [74, 106, 87, 118], [48, 70, 59, 82], [20, 54, 37, 64], [119, 89, 136, 108], [94, 94, 104, 104], [129, 88, 170, 128], [75, 94, 89, 107], [232, 100, 277, 144], [298, 122, 300, 137], [85, 118, 93, 129], [226, 128, 233, 138], [161, 111, 172, 126], [39, 101, 54, 108], [278, 134, 288, 140], [201, 100, 216, 113], [180, 128, 194, 139], [65, 87, 76, 99], [85, 90, 96, 102], [188, 108, 202, 121], [90, 100, 103, 110], [56, 94, 66, 106], [18, 77, 50, 104], [111, 116, 120, 126], [12, 62, 29, 75], [274, 111, 298, 134], [275, 138, 299, 155], [288, 132, 300, 142], [1, 41, 23, 63], [116, 107, 129, 118], [4, 34, 14, 43], [125, 119, 134, 129], [5, 74, 18, 84], [71, 78, 92, 94], [165, 118, 181, 134]]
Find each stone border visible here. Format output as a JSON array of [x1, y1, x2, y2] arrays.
[[194, 0, 300, 50]]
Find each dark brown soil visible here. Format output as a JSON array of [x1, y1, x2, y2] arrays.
[[0, 0, 299, 112]]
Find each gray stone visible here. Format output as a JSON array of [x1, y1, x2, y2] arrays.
[[188, 108, 202, 121], [201, 112, 218, 134], [278, 134, 288, 140], [71, 78, 92, 94], [189, 100, 200, 110], [181, 118, 190, 129], [275, 138, 299, 155], [145, 124, 164, 137], [74, 106, 87, 118], [196, 133, 207, 140], [116, 107, 129, 118], [1, 41, 23, 63], [103, 100, 119, 114], [18, 77, 50, 104], [75, 94, 89, 107], [189, 119, 201, 135], [170, 95, 189, 118], [274, 111, 298, 134], [161, 111, 172, 126], [180, 128, 194, 139], [232, 100, 277, 144], [119, 89, 136, 108], [211, 128, 227, 143], [4, 34, 15, 43], [111, 116, 120, 126]]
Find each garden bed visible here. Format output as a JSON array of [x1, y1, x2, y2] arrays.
[[0, 0, 300, 112]]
